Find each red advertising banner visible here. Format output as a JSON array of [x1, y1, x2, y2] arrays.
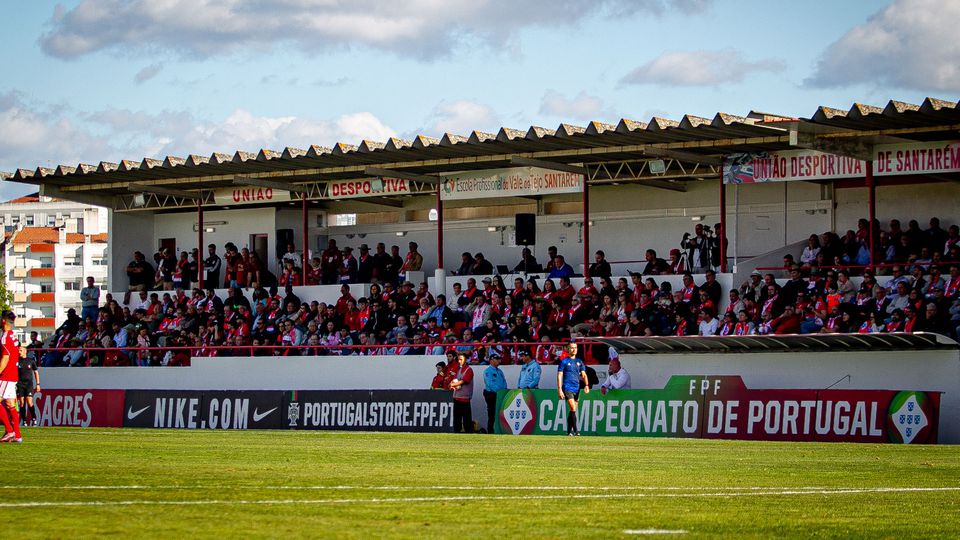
[[686, 376, 939, 444], [35, 389, 126, 428]]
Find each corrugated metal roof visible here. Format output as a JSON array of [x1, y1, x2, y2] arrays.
[[5, 97, 960, 193], [592, 332, 958, 354]]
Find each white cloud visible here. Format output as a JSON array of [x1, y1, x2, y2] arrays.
[[0, 91, 397, 181], [134, 63, 163, 84], [806, 0, 960, 92], [539, 90, 606, 120], [620, 49, 784, 87], [40, 0, 711, 60], [421, 100, 500, 136]]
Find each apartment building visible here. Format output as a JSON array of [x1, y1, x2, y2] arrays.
[[2, 194, 109, 340]]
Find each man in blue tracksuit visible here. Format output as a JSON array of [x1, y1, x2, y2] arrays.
[[557, 341, 589, 436], [483, 356, 507, 434]]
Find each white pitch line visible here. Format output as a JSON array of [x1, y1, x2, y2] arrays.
[[623, 530, 687, 535], [0, 487, 956, 509], [0, 485, 834, 491]]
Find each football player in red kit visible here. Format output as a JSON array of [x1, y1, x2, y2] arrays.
[[0, 311, 23, 443]]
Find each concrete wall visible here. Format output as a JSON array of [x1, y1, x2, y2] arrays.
[[835, 181, 960, 234], [43, 344, 959, 442], [109, 212, 155, 291]]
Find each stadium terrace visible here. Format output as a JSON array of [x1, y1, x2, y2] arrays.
[[4, 96, 960, 443]]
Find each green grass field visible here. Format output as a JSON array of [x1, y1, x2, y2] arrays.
[[4, 428, 959, 538]]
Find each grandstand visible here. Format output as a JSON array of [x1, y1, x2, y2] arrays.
[[5, 96, 960, 443]]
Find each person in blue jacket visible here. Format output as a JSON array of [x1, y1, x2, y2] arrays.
[[517, 350, 541, 389]]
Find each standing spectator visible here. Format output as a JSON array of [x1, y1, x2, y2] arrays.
[[356, 244, 374, 283], [126, 251, 154, 293], [686, 224, 711, 273], [400, 242, 424, 279], [926, 217, 948, 253], [320, 239, 341, 285], [340, 246, 358, 284], [282, 242, 302, 270], [157, 248, 176, 290], [80, 276, 100, 322], [449, 353, 474, 433], [387, 245, 404, 285], [482, 356, 507, 434], [371, 243, 391, 283], [204, 244, 222, 288], [517, 349, 541, 389]]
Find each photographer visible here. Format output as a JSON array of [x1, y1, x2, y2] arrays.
[[685, 224, 712, 273]]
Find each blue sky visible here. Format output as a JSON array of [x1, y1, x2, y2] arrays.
[[2, 0, 958, 199]]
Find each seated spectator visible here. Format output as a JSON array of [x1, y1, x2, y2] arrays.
[[547, 255, 575, 279], [513, 248, 540, 273], [455, 252, 476, 275], [471, 252, 494, 275]]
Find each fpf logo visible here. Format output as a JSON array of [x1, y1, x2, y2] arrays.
[[886, 391, 935, 444], [498, 390, 536, 435]]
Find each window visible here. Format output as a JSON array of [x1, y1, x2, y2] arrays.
[[11, 216, 19, 225], [330, 213, 357, 226], [64, 281, 82, 291], [25, 215, 34, 226], [63, 257, 82, 266], [92, 258, 107, 266], [39, 258, 53, 268], [46, 215, 56, 226], [40, 284, 52, 293]]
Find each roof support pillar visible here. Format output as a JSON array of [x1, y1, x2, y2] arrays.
[[197, 200, 204, 290], [866, 161, 876, 272], [582, 179, 590, 278], [302, 192, 309, 279], [719, 179, 728, 273]]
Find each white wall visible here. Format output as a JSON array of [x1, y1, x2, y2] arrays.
[[835, 181, 960, 234], [42, 345, 960, 442]]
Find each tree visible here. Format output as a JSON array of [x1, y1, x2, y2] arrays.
[[0, 265, 13, 313]]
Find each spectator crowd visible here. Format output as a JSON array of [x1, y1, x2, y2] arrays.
[[29, 215, 960, 367]]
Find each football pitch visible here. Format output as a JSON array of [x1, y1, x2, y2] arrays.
[[5, 429, 959, 538]]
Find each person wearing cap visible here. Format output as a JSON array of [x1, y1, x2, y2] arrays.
[[0, 311, 23, 443], [557, 341, 588, 436], [482, 356, 507, 434], [517, 349, 541, 389], [668, 248, 686, 275]]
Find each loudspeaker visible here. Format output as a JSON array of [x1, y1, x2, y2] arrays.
[[276, 229, 295, 259], [515, 213, 536, 245]]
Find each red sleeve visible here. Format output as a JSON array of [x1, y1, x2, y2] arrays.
[[461, 366, 474, 384]]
